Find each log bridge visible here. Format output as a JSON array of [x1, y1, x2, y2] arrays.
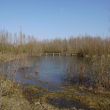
[[39, 53, 77, 56]]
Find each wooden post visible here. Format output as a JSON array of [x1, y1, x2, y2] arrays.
[[53, 53, 54, 56]]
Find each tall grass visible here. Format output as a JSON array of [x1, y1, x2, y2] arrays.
[[91, 56, 110, 90], [0, 31, 110, 89], [66, 56, 110, 91], [0, 31, 110, 57], [0, 31, 110, 110]]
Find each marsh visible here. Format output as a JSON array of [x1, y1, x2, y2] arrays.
[[0, 56, 97, 91]]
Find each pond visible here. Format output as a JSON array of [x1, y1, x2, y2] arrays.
[[0, 56, 92, 91]]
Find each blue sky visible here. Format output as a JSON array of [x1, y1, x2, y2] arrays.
[[0, 0, 110, 39]]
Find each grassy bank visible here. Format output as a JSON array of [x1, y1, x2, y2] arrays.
[[0, 75, 110, 110], [0, 75, 31, 110], [0, 53, 28, 62]]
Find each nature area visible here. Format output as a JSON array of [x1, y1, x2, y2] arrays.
[[0, 0, 110, 110], [0, 32, 110, 110]]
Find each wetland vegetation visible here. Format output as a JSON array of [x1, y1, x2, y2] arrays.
[[0, 31, 110, 110]]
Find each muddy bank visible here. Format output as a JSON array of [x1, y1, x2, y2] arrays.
[[1, 74, 110, 110]]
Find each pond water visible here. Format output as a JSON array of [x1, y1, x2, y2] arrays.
[[0, 56, 92, 91]]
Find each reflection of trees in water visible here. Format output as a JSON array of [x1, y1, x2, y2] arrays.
[[66, 56, 110, 90], [0, 58, 38, 82], [17, 66, 39, 80], [0, 60, 20, 81], [66, 58, 91, 86], [20, 57, 32, 68]]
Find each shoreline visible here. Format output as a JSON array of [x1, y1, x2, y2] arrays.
[[0, 54, 110, 110], [0, 75, 110, 110]]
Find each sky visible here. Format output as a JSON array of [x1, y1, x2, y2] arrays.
[[0, 0, 110, 39]]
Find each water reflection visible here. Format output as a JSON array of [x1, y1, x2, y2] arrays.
[[0, 56, 92, 91]]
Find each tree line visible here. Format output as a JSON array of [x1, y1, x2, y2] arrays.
[[0, 31, 110, 57]]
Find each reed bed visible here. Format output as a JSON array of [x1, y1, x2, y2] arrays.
[[0, 31, 110, 110], [0, 31, 110, 57]]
